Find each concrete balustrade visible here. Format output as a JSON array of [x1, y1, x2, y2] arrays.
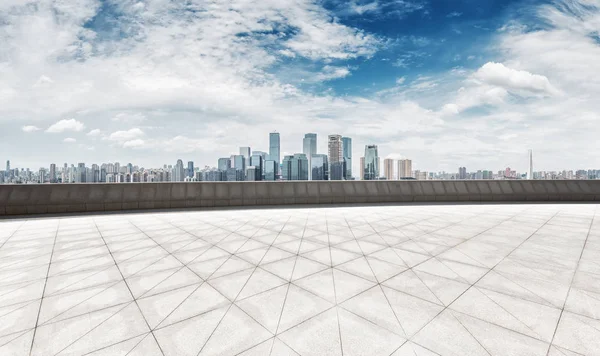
[[1, 180, 599, 216]]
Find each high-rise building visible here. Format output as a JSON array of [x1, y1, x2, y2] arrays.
[[218, 158, 231, 172], [360, 157, 365, 180], [92, 164, 100, 183], [264, 160, 278, 181], [328, 135, 344, 180], [239, 147, 251, 161], [38, 168, 45, 183], [232, 155, 246, 179], [245, 166, 260, 181], [5, 160, 9, 174], [250, 154, 264, 180], [49, 164, 56, 183], [363, 145, 379, 180], [458, 167, 467, 180], [528, 149, 533, 180], [173, 159, 185, 182], [311, 154, 328, 181], [303, 133, 317, 179], [269, 132, 280, 165], [187, 161, 194, 178], [398, 159, 412, 179], [77, 163, 86, 183], [282, 154, 309, 180], [383, 159, 394, 180], [342, 137, 352, 179]]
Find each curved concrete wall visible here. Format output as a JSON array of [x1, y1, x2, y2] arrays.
[[1, 180, 599, 216]]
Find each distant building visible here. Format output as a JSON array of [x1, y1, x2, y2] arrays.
[[226, 167, 244, 181], [187, 161, 194, 178], [528, 149, 533, 180], [363, 145, 379, 180], [49, 163, 56, 183], [231, 155, 246, 179], [458, 167, 467, 179], [218, 158, 231, 172], [383, 158, 394, 180], [282, 154, 309, 180], [360, 157, 365, 180], [264, 160, 278, 181], [303, 133, 317, 179], [342, 137, 352, 179], [398, 159, 412, 179], [239, 147, 251, 161], [311, 154, 328, 181], [245, 166, 261, 181], [250, 154, 264, 180], [173, 159, 185, 182], [269, 132, 280, 165], [328, 135, 344, 180]]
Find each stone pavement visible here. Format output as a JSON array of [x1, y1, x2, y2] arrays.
[[0, 203, 598, 355]]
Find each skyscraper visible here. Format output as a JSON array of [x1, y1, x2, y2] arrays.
[[264, 160, 278, 181], [49, 164, 56, 183], [187, 161, 194, 178], [360, 157, 365, 180], [328, 135, 344, 180], [5, 160, 9, 174], [383, 159, 394, 180], [269, 132, 280, 165], [342, 137, 352, 179], [303, 133, 317, 179], [77, 163, 86, 183], [232, 155, 246, 179], [218, 158, 231, 172], [250, 153, 264, 180], [528, 149, 533, 180], [240, 147, 251, 161], [282, 154, 309, 180], [311, 154, 328, 181], [458, 167, 467, 180], [364, 145, 379, 180], [174, 159, 185, 182], [398, 159, 412, 179]]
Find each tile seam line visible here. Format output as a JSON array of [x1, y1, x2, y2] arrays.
[[545, 204, 597, 356], [191, 215, 296, 356], [91, 218, 167, 356], [403, 208, 562, 348], [28, 219, 59, 356]]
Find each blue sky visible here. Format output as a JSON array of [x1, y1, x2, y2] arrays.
[[0, 0, 599, 173]]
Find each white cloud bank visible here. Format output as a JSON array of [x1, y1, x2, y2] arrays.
[[45, 119, 85, 133], [22, 125, 40, 132]]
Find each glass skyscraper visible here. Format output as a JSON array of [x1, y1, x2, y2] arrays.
[[264, 160, 278, 181], [282, 154, 309, 180], [342, 136, 352, 180], [269, 132, 280, 164], [364, 145, 379, 180], [303, 133, 317, 179], [311, 154, 328, 181]]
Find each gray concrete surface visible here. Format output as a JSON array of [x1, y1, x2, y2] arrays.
[[1, 180, 600, 216]]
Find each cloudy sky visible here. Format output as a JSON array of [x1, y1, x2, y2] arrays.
[[1, 0, 599, 173]]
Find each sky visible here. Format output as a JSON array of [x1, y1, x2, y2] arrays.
[[1, 0, 599, 174]]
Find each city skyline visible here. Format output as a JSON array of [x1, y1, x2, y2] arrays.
[[1, 1, 599, 172]]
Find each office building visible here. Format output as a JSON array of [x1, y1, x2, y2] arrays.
[[303, 133, 317, 179], [49, 164, 56, 183], [226, 168, 244, 181], [328, 135, 344, 180], [311, 154, 328, 181], [232, 155, 246, 179], [77, 163, 86, 183], [264, 160, 278, 181], [383, 159, 394, 180], [250, 154, 264, 180], [218, 158, 231, 172], [342, 137, 352, 179], [282, 154, 309, 181], [398, 159, 412, 179], [364, 145, 379, 180], [245, 166, 261, 181], [173, 159, 185, 182], [269, 132, 280, 165], [458, 167, 467, 180], [187, 161, 194, 178], [528, 149, 533, 180], [240, 147, 251, 161], [360, 157, 365, 180]]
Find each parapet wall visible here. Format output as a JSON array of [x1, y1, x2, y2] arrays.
[[1, 180, 599, 216]]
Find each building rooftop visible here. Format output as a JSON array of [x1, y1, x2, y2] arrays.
[[0, 203, 598, 356]]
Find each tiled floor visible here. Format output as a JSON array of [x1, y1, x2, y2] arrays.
[[0, 203, 599, 356]]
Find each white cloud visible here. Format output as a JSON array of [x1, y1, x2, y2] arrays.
[[122, 139, 145, 149], [46, 119, 85, 133], [473, 62, 561, 96], [22, 125, 40, 132], [86, 129, 102, 137], [108, 128, 145, 143], [63, 137, 76, 143], [314, 66, 351, 82], [396, 77, 406, 85]]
